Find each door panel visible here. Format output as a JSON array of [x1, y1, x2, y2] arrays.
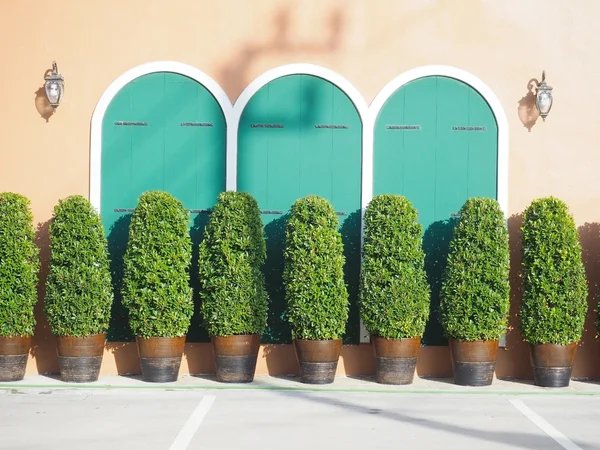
[[101, 72, 226, 341], [373, 76, 498, 345], [238, 74, 362, 344]]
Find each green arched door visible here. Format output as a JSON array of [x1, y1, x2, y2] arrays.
[[237, 74, 363, 343], [101, 72, 226, 341], [373, 76, 498, 345]]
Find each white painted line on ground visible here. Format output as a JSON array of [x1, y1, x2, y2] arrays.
[[169, 395, 216, 450], [509, 399, 582, 450]]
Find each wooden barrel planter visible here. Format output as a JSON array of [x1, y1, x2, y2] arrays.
[[212, 335, 260, 383], [294, 339, 342, 384], [0, 336, 31, 382], [530, 343, 577, 387], [372, 336, 420, 385], [56, 334, 105, 382], [450, 339, 498, 386], [136, 336, 186, 383]]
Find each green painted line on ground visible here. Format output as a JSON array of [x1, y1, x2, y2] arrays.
[[1, 383, 600, 396]]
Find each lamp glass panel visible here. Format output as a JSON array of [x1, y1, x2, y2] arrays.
[[537, 90, 552, 115]]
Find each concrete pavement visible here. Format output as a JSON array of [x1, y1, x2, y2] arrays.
[[1, 376, 599, 449]]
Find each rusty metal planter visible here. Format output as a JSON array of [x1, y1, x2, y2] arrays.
[[293, 339, 342, 384], [212, 334, 260, 383], [450, 339, 498, 386], [372, 336, 420, 385], [530, 343, 577, 387], [0, 336, 31, 382], [56, 334, 105, 383], [136, 336, 186, 383]]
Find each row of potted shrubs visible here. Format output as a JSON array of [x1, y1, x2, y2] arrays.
[[0, 190, 589, 387]]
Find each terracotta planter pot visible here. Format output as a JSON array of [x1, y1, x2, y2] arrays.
[[56, 334, 105, 383], [212, 334, 260, 383], [136, 336, 186, 383], [530, 343, 577, 387], [372, 336, 420, 385], [449, 339, 499, 386], [0, 336, 31, 382], [293, 339, 342, 384]]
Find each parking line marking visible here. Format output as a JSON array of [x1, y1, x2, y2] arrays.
[[509, 399, 582, 450], [169, 395, 216, 450]]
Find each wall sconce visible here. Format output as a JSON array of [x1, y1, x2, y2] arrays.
[[44, 61, 65, 111], [534, 71, 553, 121]]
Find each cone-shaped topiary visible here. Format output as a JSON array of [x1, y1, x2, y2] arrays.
[[440, 197, 510, 341], [45, 195, 113, 337], [0, 193, 39, 337], [520, 197, 588, 345], [198, 191, 268, 337], [122, 191, 193, 338], [359, 194, 430, 339], [284, 195, 348, 340]]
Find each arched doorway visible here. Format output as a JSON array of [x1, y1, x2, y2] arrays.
[[91, 63, 231, 341], [371, 69, 507, 345], [235, 68, 366, 344]]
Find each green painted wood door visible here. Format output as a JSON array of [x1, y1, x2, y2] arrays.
[[237, 74, 362, 344], [101, 72, 226, 341], [373, 76, 498, 345]]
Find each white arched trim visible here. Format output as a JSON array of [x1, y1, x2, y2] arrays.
[[229, 64, 370, 203], [367, 65, 509, 218], [89, 61, 233, 212]]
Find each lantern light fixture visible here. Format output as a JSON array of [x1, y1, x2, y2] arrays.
[[44, 61, 65, 112], [534, 70, 553, 121]]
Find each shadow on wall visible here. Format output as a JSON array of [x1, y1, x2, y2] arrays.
[[218, 7, 344, 100], [516, 77, 541, 132], [575, 222, 600, 379], [31, 219, 59, 374], [106, 214, 133, 342], [341, 210, 362, 344], [262, 214, 291, 344], [34, 86, 55, 122], [496, 213, 530, 379], [421, 218, 457, 346], [188, 212, 211, 342]]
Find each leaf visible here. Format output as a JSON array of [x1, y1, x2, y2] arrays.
[[121, 191, 193, 338], [198, 192, 268, 337], [439, 197, 510, 341], [520, 197, 588, 345], [358, 194, 430, 339], [283, 196, 348, 340], [0, 193, 39, 337]]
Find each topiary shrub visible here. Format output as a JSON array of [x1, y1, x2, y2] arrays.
[[0, 193, 39, 337], [122, 191, 193, 338], [283, 195, 348, 340], [440, 197, 510, 341], [359, 194, 430, 339], [520, 197, 588, 345], [44, 195, 113, 337], [198, 191, 268, 337]]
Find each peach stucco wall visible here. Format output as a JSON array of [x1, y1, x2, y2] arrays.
[[1, 0, 600, 379]]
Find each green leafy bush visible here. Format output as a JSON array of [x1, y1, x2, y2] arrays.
[[283, 195, 348, 340], [122, 191, 193, 338], [44, 196, 113, 337], [520, 197, 588, 345], [198, 191, 268, 337], [359, 194, 430, 339], [0, 193, 39, 337], [440, 198, 510, 341]]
